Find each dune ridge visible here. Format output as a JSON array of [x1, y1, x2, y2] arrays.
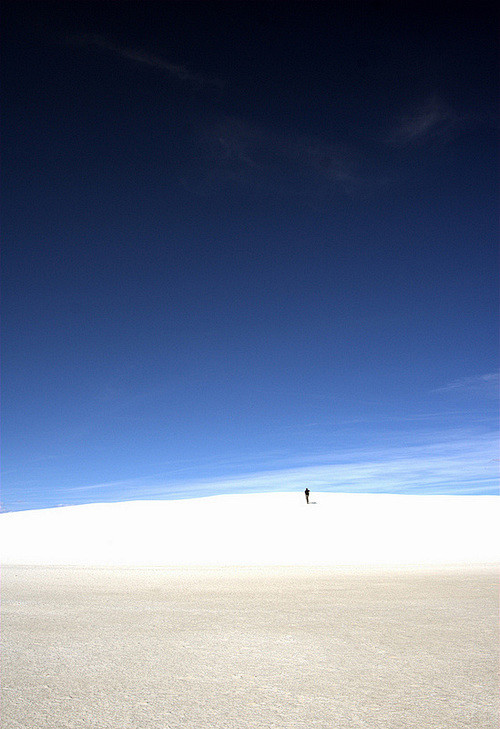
[[1, 492, 498, 567]]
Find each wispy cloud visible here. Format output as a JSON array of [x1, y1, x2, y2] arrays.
[[434, 372, 499, 396], [68, 478, 152, 493], [389, 96, 460, 147], [184, 116, 366, 196], [68, 33, 224, 89], [66, 430, 499, 502]]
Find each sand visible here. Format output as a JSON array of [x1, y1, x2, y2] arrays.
[[2, 565, 498, 728], [1, 492, 499, 566]]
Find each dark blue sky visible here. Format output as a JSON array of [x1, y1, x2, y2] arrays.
[[2, 2, 498, 510]]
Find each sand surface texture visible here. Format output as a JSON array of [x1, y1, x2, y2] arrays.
[[2, 566, 498, 729]]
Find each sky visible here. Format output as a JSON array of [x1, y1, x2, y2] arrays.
[[1, 1, 498, 511]]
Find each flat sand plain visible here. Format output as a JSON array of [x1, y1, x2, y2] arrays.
[[2, 566, 498, 728]]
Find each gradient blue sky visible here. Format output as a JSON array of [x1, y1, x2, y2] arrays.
[[2, 2, 498, 511]]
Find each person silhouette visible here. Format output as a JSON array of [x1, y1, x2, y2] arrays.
[[304, 488, 310, 504]]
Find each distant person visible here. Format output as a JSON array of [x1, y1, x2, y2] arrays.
[[304, 488, 310, 504]]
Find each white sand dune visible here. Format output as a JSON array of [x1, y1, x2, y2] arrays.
[[1, 492, 498, 567]]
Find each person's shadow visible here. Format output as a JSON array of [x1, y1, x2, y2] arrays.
[[308, 501, 317, 505]]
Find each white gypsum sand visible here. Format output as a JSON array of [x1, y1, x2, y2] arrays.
[[1, 565, 498, 729], [2, 494, 498, 728], [0, 491, 498, 566]]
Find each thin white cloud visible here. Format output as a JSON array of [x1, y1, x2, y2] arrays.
[[69, 431, 498, 500], [68, 33, 224, 88], [389, 96, 460, 146], [185, 116, 365, 196], [68, 478, 151, 492], [434, 372, 499, 395], [218, 117, 356, 181]]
